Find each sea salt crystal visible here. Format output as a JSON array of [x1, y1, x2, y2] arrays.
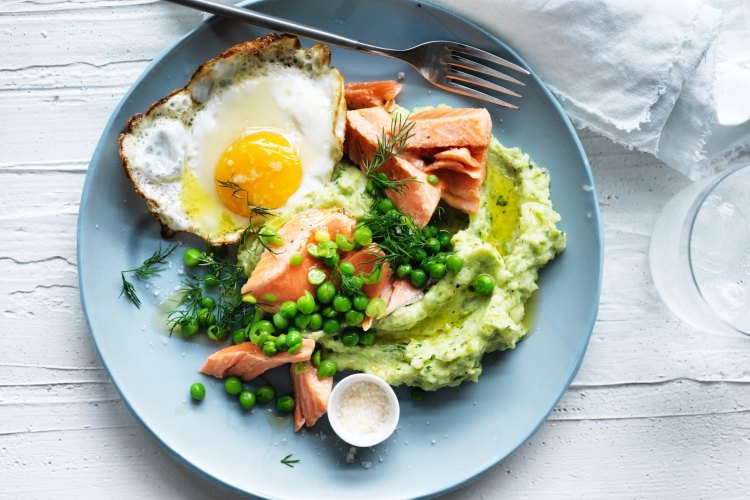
[[337, 381, 390, 435]]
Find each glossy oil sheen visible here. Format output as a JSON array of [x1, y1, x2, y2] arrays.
[[77, 1, 603, 498]]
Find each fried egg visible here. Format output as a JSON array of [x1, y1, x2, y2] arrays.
[[119, 35, 346, 244]]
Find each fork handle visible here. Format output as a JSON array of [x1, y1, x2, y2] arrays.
[[166, 0, 392, 56]]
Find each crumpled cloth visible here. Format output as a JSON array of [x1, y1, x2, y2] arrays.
[[431, 0, 750, 179]]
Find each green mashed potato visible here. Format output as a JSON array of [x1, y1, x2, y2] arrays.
[[240, 137, 566, 391]]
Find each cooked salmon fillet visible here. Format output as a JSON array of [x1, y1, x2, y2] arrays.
[[346, 107, 442, 226], [291, 361, 333, 432], [386, 278, 424, 315], [241, 209, 356, 311], [404, 108, 492, 151], [344, 80, 403, 111], [200, 338, 315, 381], [341, 246, 393, 330], [345, 105, 492, 221]]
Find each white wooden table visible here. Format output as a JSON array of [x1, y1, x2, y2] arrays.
[[3, 2, 749, 498]]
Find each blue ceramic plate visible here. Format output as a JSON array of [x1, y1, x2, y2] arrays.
[[78, 0, 602, 498]]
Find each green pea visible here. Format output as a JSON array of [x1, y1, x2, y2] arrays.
[[317, 240, 338, 258], [308, 268, 327, 286], [352, 293, 369, 311], [289, 253, 304, 266], [200, 296, 216, 309], [242, 294, 257, 304], [427, 174, 440, 186], [317, 359, 337, 379], [275, 395, 295, 413], [296, 291, 316, 314], [287, 342, 302, 355], [376, 197, 395, 213], [353, 226, 373, 246], [366, 178, 380, 196], [425, 237, 441, 255], [422, 225, 438, 238], [333, 295, 352, 313], [312, 349, 322, 367], [322, 307, 338, 318], [204, 273, 218, 287], [359, 331, 375, 346], [197, 308, 216, 327], [324, 253, 340, 267], [275, 334, 288, 351], [309, 313, 323, 330], [363, 267, 382, 285], [387, 209, 401, 218], [344, 309, 364, 326], [433, 253, 447, 265], [429, 263, 447, 279], [474, 274, 495, 295], [349, 276, 364, 290], [286, 331, 303, 348], [232, 328, 247, 345], [341, 330, 360, 347], [335, 233, 355, 251], [365, 297, 387, 319], [279, 301, 298, 320], [323, 318, 341, 334], [339, 261, 355, 276], [437, 230, 452, 250], [376, 172, 389, 183], [294, 314, 311, 329], [316, 281, 336, 303], [396, 263, 412, 278], [446, 254, 464, 273], [250, 320, 275, 335], [189, 382, 205, 401], [410, 268, 428, 288], [183, 248, 203, 267], [262, 341, 278, 357], [180, 316, 199, 337], [224, 376, 242, 395], [260, 227, 284, 246], [412, 248, 427, 264], [256, 385, 275, 404], [272, 313, 289, 330], [314, 229, 331, 242], [239, 390, 256, 410]]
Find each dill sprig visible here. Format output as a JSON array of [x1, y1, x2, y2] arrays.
[[166, 275, 204, 333], [362, 113, 417, 195], [359, 210, 426, 268], [216, 179, 281, 254], [120, 243, 178, 308], [216, 180, 276, 218], [280, 454, 300, 468]]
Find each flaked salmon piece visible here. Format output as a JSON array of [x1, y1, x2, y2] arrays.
[[404, 108, 492, 151], [437, 169, 483, 214], [346, 107, 441, 226], [241, 209, 356, 311], [345, 81, 403, 111], [291, 361, 333, 432], [386, 278, 425, 315], [341, 246, 393, 330], [426, 148, 484, 177], [200, 338, 315, 381]]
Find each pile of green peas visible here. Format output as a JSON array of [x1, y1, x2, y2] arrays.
[[178, 248, 228, 338]]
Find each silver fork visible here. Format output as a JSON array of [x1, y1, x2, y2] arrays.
[[166, 0, 529, 109]]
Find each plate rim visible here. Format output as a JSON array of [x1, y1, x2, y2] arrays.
[[77, 1, 603, 497]]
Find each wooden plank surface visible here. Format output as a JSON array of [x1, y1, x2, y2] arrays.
[[2, 1, 749, 498]]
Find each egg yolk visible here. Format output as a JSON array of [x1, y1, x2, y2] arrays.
[[214, 131, 302, 216]]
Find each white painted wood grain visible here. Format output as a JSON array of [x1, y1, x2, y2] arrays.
[[2, 1, 749, 498]]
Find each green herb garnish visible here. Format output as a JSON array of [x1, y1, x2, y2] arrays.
[[362, 113, 417, 195], [359, 210, 426, 268], [280, 453, 300, 468], [119, 243, 178, 308]]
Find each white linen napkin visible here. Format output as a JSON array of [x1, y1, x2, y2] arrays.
[[430, 0, 750, 179]]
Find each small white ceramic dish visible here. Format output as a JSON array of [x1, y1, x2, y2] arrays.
[[327, 373, 400, 447]]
